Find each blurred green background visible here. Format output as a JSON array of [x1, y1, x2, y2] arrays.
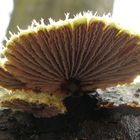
[[7, 0, 114, 36]]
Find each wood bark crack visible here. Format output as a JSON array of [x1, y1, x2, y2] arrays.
[[0, 91, 139, 140]]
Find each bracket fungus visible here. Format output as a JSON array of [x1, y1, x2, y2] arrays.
[[0, 13, 140, 117]]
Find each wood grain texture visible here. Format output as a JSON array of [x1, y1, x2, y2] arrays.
[[0, 89, 139, 140], [0, 106, 139, 140]]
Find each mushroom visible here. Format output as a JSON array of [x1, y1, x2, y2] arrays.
[[0, 12, 140, 117]]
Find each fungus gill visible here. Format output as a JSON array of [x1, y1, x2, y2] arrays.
[[0, 12, 140, 117]]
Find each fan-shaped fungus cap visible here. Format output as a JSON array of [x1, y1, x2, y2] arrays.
[[0, 12, 140, 117]]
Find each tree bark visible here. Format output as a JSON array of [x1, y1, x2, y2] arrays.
[[0, 88, 139, 140]]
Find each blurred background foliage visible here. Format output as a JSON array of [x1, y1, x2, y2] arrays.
[[7, 0, 114, 36]]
